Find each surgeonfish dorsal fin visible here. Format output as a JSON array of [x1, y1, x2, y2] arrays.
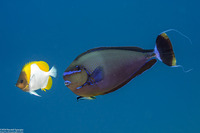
[[42, 77, 53, 91]]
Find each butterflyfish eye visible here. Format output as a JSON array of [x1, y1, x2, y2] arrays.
[[20, 80, 23, 83]]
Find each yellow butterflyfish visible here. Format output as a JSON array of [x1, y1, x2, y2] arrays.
[[16, 61, 57, 97]]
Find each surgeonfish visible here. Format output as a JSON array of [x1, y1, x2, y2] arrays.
[[16, 61, 57, 97], [63, 32, 176, 101]]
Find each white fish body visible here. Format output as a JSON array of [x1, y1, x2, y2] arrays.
[[29, 64, 57, 96]]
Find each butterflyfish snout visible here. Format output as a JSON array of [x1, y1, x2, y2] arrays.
[[16, 71, 29, 92], [16, 61, 57, 97]]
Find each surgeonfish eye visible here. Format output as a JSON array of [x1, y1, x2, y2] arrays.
[[20, 80, 23, 83], [76, 66, 81, 70]]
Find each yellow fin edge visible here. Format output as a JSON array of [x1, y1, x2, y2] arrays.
[[42, 77, 53, 92]]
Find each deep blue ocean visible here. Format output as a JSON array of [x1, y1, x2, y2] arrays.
[[0, 0, 199, 133]]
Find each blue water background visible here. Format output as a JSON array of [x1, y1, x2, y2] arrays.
[[0, 0, 199, 133]]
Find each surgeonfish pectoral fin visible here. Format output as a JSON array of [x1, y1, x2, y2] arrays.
[[29, 91, 41, 97], [77, 96, 96, 102], [89, 66, 104, 84], [49, 66, 57, 78]]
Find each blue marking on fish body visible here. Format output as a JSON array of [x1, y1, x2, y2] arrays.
[[63, 70, 81, 76], [76, 82, 88, 89], [64, 80, 71, 85], [77, 86, 82, 89]]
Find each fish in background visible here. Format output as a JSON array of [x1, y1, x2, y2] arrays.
[[16, 61, 57, 97], [63, 32, 178, 101]]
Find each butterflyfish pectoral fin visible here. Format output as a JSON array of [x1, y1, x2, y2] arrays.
[[29, 91, 41, 97], [42, 77, 52, 92], [77, 96, 96, 102], [88, 66, 104, 85]]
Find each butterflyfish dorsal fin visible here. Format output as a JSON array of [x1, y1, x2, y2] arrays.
[[35, 61, 49, 72], [103, 59, 157, 95], [42, 76, 52, 91]]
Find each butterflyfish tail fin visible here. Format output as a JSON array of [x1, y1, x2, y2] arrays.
[[49, 66, 57, 78], [29, 91, 41, 97], [154, 32, 176, 66], [42, 77, 53, 91]]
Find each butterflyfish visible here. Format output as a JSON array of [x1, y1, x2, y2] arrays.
[[63, 32, 177, 101], [16, 61, 57, 97]]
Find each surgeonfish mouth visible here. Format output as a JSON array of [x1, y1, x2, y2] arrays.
[[64, 80, 71, 86]]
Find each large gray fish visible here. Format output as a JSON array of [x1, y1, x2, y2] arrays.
[[63, 33, 176, 101]]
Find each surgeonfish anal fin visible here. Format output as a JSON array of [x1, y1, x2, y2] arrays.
[[42, 77, 52, 91], [77, 96, 96, 102], [103, 59, 157, 95], [29, 91, 41, 97], [49, 66, 57, 78], [134, 59, 157, 77], [89, 66, 104, 84]]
